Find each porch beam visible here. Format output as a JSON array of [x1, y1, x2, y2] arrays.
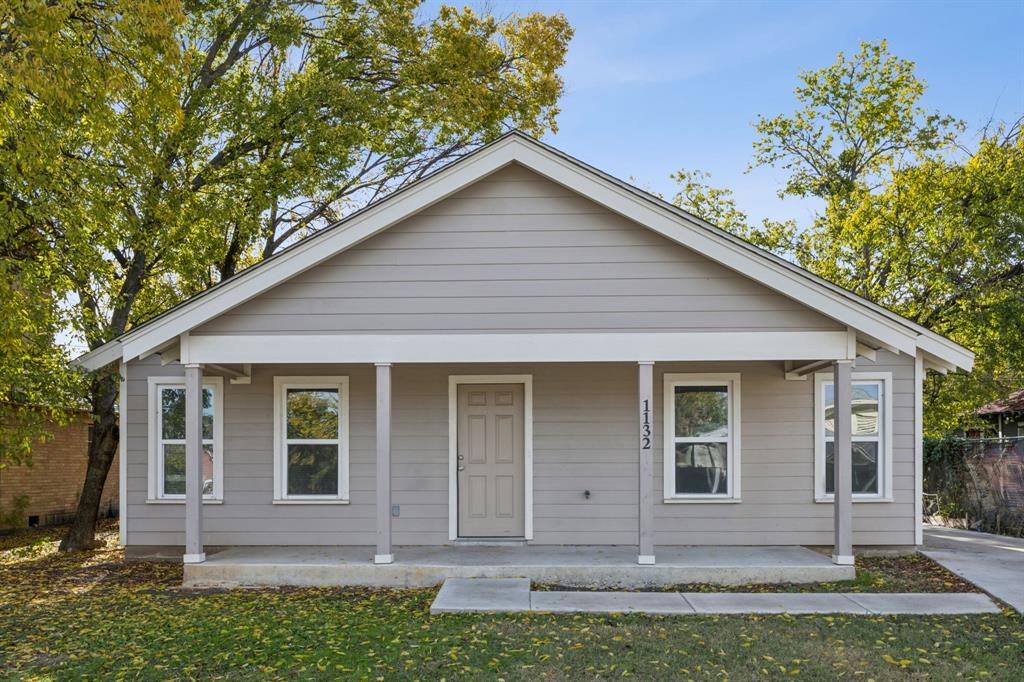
[[832, 359, 854, 565], [181, 330, 851, 365], [785, 359, 833, 380], [637, 361, 655, 565], [183, 363, 205, 564], [855, 342, 878, 362], [374, 363, 393, 564]]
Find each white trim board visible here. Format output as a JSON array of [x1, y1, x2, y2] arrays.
[[146, 375, 224, 503], [662, 373, 742, 503], [78, 133, 971, 373], [118, 361, 127, 546], [813, 371, 894, 504], [272, 376, 351, 503], [914, 352, 924, 546], [448, 374, 534, 541], [182, 331, 852, 365]]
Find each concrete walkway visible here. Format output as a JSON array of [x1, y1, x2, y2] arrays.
[[429, 578, 1001, 615], [923, 525, 1024, 613]]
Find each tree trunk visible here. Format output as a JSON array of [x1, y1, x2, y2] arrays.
[[60, 371, 120, 552]]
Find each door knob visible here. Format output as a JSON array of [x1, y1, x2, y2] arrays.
[[457, 465, 466, 471]]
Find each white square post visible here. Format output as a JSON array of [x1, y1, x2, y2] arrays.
[[832, 359, 854, 565], [374, 363, 394, 564], [183, 363, 205, 564], [638, 361, 655, 565]]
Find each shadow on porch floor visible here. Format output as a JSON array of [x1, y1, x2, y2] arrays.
[[183, 545, 854, 589]]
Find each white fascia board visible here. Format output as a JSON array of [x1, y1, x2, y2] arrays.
[[119, 138, 522, 362], [916, 334, 974, 372], [74, 341, 123, 371], [184, 330, 850, 364]]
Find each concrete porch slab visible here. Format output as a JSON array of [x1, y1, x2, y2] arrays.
[[430, 578, 530, 614], [183, 544, 854, 588], [531, 590, 694, 614]]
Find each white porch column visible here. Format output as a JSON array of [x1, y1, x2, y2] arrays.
[[374, 363, 393, 564], [832, 359, 854, 565], [183, 363, 205, 564], [637, 361, 655, 565]]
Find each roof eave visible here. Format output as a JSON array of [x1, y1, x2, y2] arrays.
[[74, 341, 122, 371]]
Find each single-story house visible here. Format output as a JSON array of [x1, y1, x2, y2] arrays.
[[973, 390, 1024, 439], [77, 132, 973, 587]]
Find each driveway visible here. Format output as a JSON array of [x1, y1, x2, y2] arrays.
[[922, 525, 1024, 612]]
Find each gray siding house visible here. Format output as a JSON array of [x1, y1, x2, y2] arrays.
[[79, 132, 972, 586]]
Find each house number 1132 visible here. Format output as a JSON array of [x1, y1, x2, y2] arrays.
[[640, 399, 651, 450]]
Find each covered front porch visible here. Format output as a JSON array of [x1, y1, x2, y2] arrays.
[[182, 543, 853, 588], [144, 327, 910, 582]]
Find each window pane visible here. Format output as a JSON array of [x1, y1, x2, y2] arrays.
[[823, 384, 834, 437], [824, 382, 880, 437], [202, 388, 214, 440], [203, 444, 215, 495], [674, 442, 728, 495], [287, 389, 339, 439], [161, 388, 185, 440], [825, 441, 880, 494], [825, 441, 835, 494], [287, 444, 339, 495], [163, 444, 185, 495], [674, 386, 728, 438], [851, 384, 879, 436], [163, 386, 214, 440], [852, 442, 879, 494]]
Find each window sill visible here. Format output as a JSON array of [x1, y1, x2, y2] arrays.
[[663, 497, 741, 504], [145, 499, 223, 505], [272, 499, 350, 505], [814, 496, 893, 504]]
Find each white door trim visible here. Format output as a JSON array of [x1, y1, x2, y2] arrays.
[[448, 374, 533, 541]]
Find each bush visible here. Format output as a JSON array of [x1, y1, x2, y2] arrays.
[[924, 435, 1024, 537]]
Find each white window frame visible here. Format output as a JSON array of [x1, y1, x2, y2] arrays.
[[273, 376, 350, 504], [663, 373, 741, 503], [814, 371, 893, 503], [147, 375, 224, 503]]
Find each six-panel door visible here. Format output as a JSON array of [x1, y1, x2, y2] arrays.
[[456, 383, 526, 537]]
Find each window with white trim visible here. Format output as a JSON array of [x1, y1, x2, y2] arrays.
[[663, 373, 741, 501], [815, 372, 893, 501], [147, 376, 223, 501], [273, 377, 349, 502]]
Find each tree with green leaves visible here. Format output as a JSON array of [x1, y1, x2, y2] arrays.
[[672, 41, 1023, 434], [0, 0, 175, 509], [1, 0, 571, 550]]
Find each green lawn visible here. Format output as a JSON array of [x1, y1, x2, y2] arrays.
[[1, 525, 1021, 680]]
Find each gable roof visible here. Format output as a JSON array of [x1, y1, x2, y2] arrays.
[[77, 130, 973, 372]]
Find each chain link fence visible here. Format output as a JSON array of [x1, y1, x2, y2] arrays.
[[923, 436, 1024, 537]]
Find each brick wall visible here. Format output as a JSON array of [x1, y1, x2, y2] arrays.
[[0, 413, 119, 528]]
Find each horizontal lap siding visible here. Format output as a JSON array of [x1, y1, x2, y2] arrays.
[[193, 164, 841, 336], [126, 353, 916, 547], [653, 354, 916, 546]]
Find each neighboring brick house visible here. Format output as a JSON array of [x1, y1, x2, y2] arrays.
[[0, 411, 119, 529]]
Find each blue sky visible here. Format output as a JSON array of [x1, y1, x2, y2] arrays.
[[425, 0, 1024, 226]]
